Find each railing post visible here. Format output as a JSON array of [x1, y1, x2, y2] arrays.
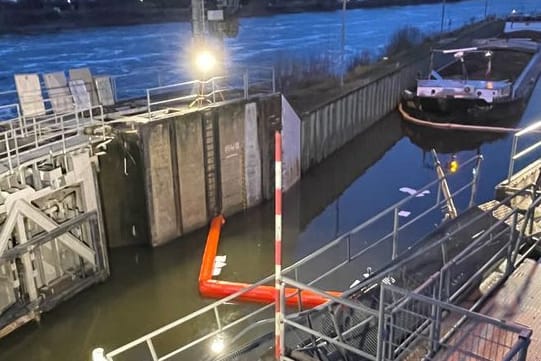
[[11, 121, 20, 169], [469, 155, 483, 207], [346, 235, 351, 262], [75, 104, 80, 132], [112, 77, 118, 103], [376, 285, 386, 361], [517, 329, 532, 361], [60, 115, 66, 156], [429, 280, 439, 354], [272, 67, 276, 93], [146, 339, 159, 361], [146, 89, 152, 119], [243, 71, 249, 99], [4, 133, 12, 173], [508, 134, 518, 182], [32, 117, 39, 148], [506, 212, 518, 276], [392, 208, 399, 260], [15, 104, 23, 135], [213, 307, 222, 331], [212, 78, 216, 103]]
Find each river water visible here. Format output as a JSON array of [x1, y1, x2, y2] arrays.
[[1, 1, 541, 360]]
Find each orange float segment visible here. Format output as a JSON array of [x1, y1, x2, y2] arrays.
[[201, 279, 342, 308], [198, 215, 225, 284], [198, 215, 343, 308]]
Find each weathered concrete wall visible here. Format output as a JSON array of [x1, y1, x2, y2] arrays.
[[175, 113, 208, 233], [98, 133, 150, 247], [257, 95, 282, 200], [218, 103, 246, 216], [244, 102, 263, 208], [142, 122, 180, 246], [121, 94, 287, 246]]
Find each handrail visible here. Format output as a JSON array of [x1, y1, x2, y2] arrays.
[[283, 154, 482, 275], [507, 119, 541, 181], [0, 101, 105, 173], [144, 68, 276, 118]]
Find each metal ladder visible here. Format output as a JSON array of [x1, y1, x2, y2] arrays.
[[203, 114, 220, 217]]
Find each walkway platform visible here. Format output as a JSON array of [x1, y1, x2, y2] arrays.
[[478, 259, 541, 360]]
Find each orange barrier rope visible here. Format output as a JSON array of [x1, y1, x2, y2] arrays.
[[198, 215, 342, 308], [398, 103, 521, 133]]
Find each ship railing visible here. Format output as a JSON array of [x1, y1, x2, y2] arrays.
[[144, 67, 276, 118], [507, 119, 541, 182], [100, 153, 484, 361], [0, 100, 105, 173]]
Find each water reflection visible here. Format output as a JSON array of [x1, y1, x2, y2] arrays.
[[401, 115, 521, 154]]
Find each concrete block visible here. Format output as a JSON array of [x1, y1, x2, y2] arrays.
[[218, 105, 245, 216], [175, 114, 208, 233], [244, 103, 262, 208], [143, 122, 179, 246]]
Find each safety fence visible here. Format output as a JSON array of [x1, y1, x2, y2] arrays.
[[145, 67, 275, 118], [0, 101, 105, 174]]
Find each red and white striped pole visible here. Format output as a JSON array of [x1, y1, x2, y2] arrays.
[[274, 130, 283, 360]]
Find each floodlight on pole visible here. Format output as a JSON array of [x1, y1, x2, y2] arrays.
[[195, 50, 217, 75]]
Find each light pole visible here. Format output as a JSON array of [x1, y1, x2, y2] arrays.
[[484, 0, 488, 18], [340, 0, 347, 87], [440, 0, 446, 33]]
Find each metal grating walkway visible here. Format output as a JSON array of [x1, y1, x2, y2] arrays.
[[476, 259, 541, 360]]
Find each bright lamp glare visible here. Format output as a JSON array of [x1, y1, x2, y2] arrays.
[[210, 337, 225, 354], [195, 51, 217, 74]]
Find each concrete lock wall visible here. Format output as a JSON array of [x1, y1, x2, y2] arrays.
[[98, 132, 150, 248], [300, 60, 424, 172], [137, 94, 296, 246], [175, 112, 208, 234]]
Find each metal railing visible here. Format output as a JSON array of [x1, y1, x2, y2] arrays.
[[281, 153, 482, 289], [111, 67, 186, 102], [280, 181, 540, 361], [145, 67, 276, 118], [507, 120, 541, 182], [0, 101, 105, 173], [273, 279, 531, 361], [377, 284, 531, 361], [101, 153, 484, 361]]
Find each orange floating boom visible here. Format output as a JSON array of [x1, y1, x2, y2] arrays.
[[198, 215, 342, 308]]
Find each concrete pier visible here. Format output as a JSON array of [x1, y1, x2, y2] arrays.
[[101, 94, 301, 247]]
